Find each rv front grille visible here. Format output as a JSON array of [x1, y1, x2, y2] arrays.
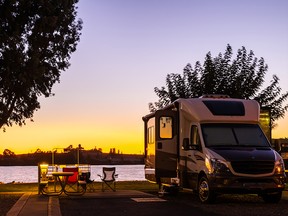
[[231, 161, 274, 174]]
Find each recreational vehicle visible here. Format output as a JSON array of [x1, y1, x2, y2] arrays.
[[143, 95, 286, 203]]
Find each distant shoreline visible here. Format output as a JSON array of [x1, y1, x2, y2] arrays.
[[0, 162, 144, 166], [0, 151, 144, 166]]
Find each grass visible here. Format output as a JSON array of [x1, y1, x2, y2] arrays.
[[0, 183, 38, 192], [0, 180, 159, 193]]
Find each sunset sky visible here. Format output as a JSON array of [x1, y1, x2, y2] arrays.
[[1, 0, 288, 154]]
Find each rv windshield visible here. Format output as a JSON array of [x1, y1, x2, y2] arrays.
[[201, 123, 270, 147]]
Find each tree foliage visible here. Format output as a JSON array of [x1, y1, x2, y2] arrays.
[[0, 0, 83, 130], [3, 148, 15, 156], [149, 44, 288, 126]]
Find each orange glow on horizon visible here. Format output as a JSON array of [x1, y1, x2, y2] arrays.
[[1, 120, 144, 155]]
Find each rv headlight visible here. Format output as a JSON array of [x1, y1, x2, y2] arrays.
[[275, 159, 285, 174], [205, 158, 230, 174]]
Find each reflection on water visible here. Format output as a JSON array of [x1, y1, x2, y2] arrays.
[[0, 164, 145, 183]]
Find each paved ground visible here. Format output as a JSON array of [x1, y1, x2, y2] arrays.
[[6, 190, 288, 216], [6, 190, 160, 216]]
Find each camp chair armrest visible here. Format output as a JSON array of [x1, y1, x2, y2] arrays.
[[78, 180, 87, 185], [97, 174, 104, 180], [40, 181, 48, 185]]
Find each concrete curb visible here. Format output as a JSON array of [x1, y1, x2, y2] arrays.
[[48, 196, 62, 216], [6, 192, 31, 216]]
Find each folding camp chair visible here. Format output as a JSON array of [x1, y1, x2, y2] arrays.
[[63, 167, 86, 195], [80, 171, 96, 192], [98, 167, 118, 191], [38, 164, 63, 195], [38, 164, 50, 195]]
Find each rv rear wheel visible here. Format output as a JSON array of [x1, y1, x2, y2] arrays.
[[198, 176, 216, 203]]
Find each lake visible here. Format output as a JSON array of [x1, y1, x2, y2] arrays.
[[0, 164, 145, 184]]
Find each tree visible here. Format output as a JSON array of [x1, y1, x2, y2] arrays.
[[3, 148, 15, 156], [0, 0, 83, 130], [149, 44, 288, 126], [34, 148, 43, 154]]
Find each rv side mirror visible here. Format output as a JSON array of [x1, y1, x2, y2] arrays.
[[182, 138, 190, 150]]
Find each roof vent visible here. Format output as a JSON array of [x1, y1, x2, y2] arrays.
[[200, 94, 230, 99]]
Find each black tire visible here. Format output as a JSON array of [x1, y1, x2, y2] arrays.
[[261, 191, 282, 203], [198, 176, 216, 203]]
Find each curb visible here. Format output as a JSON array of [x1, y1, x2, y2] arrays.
[[6, 192, 31, 216], [48, 196, 62, 216]]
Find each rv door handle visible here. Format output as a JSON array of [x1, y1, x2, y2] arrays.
[[157, 142, 162, 149]]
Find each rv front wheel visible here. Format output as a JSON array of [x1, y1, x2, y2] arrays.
[[198, 176, 216, 203]]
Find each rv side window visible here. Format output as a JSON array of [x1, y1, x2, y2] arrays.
[[191, 125, 200, 146], [148, 126, 155, 144], [159, 117, 173, 139]]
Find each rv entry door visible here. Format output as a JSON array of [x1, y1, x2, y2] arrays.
[[155, 109, 178, 181]]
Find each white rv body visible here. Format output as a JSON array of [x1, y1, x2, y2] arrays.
[[143, 96, 286, 203]]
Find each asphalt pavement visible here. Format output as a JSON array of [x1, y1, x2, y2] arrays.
[[6, 190, 288, 216]]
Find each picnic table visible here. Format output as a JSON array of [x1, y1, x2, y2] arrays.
[[52, 171, 74, 194], [38, 164, 89, 196]]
